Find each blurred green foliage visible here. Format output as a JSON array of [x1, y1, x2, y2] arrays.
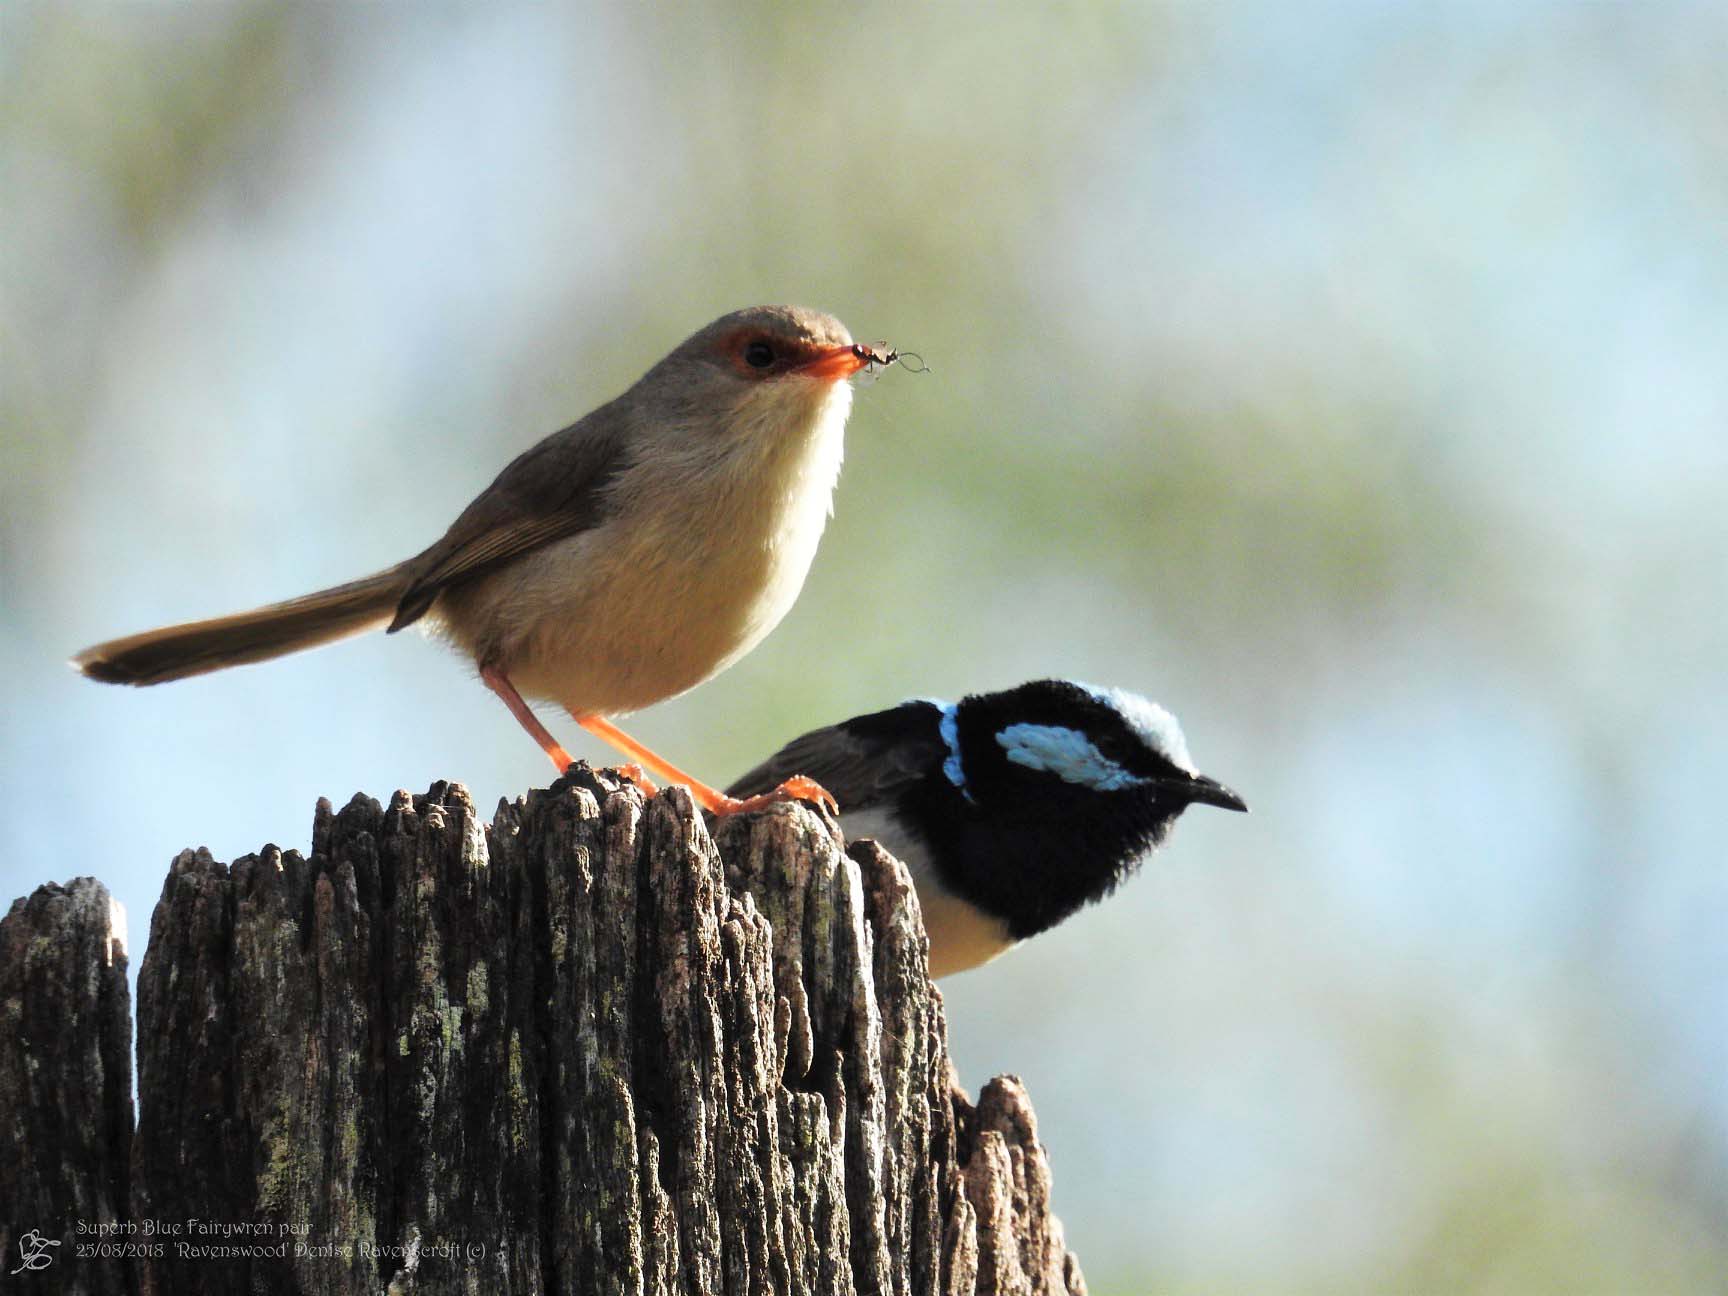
[[4, 4, 1724, 1291]]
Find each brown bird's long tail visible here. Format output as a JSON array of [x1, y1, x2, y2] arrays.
[[73, 565, 412, 686]]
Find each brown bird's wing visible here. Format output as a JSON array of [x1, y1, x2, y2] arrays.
[[388, 406, 633, 632], [725, 701, 949, 813]]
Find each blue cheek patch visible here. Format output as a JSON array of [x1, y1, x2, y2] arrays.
[[996, 723, 1147, 792]]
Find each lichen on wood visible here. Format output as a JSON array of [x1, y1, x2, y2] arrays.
[[5, 766, 1085, 1294]]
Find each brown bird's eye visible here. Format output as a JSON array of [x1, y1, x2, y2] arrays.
[[743, 340, 776, 369]]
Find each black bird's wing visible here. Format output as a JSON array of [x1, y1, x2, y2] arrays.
[[726, 700, 949, 813], [388, 405, 632, 632]]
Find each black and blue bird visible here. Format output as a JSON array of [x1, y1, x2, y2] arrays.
[[727, 678, 1246, 977]]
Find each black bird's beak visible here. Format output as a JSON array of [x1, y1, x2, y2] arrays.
[[1179, 773, 1248, 813]]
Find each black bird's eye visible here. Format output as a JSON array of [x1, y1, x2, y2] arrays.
[[743, 339, 776, 369]]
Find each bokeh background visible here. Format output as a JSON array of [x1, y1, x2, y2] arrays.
[[4, 5, 1725, 1291]]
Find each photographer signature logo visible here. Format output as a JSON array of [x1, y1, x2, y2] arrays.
[[10, 1229, 60, 1274]]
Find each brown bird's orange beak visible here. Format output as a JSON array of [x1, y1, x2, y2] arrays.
[[797, 345, 871, 382]]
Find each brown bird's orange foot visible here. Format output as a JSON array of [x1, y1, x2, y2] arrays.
[[613, 763, 660, 796], [575, 714, 836, 817], [706, 774, 840, 818]]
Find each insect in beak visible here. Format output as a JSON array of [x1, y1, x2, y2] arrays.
[[851, 344, 928, 375]]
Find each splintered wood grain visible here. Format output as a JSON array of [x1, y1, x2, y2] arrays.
[[39, 763, 1086, 1294]]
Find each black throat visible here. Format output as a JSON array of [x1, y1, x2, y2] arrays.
[[899, 774, 1180, 941]]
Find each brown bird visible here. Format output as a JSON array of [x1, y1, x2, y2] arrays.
[[74, 305, 895, 814]]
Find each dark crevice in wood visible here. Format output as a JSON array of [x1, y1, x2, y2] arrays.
[[523, 785, 563, 1296]]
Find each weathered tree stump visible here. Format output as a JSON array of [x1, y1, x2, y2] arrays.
[[0, 877, 135, 1296], [2, 766, 1085, 1295]]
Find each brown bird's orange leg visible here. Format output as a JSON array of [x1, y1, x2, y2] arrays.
[[481, 667, 660, 793], [479, 668, 831, 814], [482, 666, 576, 771], [575, 714, 839, 817]]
